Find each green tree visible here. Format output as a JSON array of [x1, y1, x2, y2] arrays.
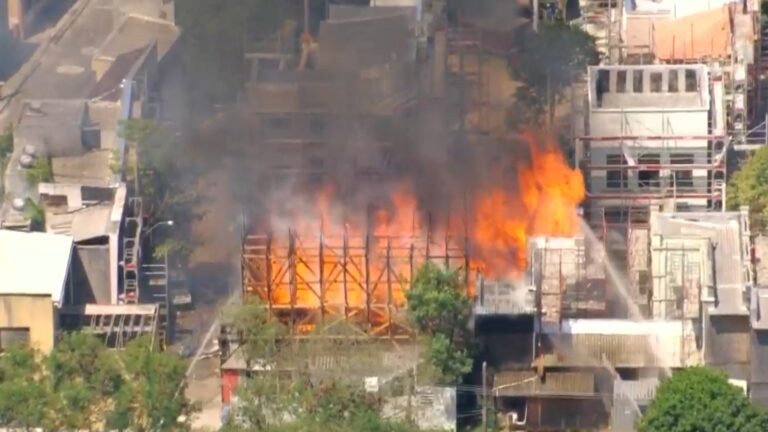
[[509, 22, 599, 128], [406, 262, 474, 384], [24, 156, 53, 184], [228, 378, 423, 432], [47, 333, 124, 430], [0, 346, 53, 430], [107, 336, 197, 431], [222, 296, 287, 366], [639, 367, 768, 432], [22, 198, 44, 231], [0, 126, 12, 166], [118, 118, 201, 261], [728, 145, 768, 231]]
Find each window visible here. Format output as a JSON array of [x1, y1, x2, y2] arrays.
[[596, 69, 610, 107], [671, 153, 694, 189], [0, 328, 30, 352], [684, 69, 698, 92], [606, 154, 627, 189], [650, 72, 663, 93], [668, 70, 679, 92], [309, 115, 326, 134], [604, 207, 627, 223], [633, 70, 644, 93], [616, 70, 627, 93], [267, 116, 291, 130], [638, 153, 661, 188]]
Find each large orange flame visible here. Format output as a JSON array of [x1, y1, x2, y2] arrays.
[[261, 131, 584, 313], [471, 131, 585, 277]]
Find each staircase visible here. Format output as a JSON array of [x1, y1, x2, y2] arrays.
[[143, 254, 170, 350], [122, 197, 143, 304]]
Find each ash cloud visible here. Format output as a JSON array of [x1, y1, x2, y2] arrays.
[[187, 0, 549, 245]]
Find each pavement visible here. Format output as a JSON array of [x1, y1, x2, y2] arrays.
[[180, 168, 246, 431]]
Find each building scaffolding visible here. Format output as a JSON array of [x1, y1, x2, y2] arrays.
[[242, 221, 470, 339]]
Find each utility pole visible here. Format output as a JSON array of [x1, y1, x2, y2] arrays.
[[482, 361, 488, 431], [533, 0, 539, 33]]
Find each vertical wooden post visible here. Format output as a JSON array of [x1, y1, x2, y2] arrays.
[[288, 229, 297, 334], [482, 361, 488, 431], [266, 233, 273, 319], [319, 230, 325, 323], [387, 237, 393, 337], [365, 213, 372, 331], [343, 225, 349, 319]]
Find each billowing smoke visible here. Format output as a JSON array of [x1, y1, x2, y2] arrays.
[[188, 0, 583, 279]]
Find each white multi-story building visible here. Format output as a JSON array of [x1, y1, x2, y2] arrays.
[[576, 64, 727, 229]]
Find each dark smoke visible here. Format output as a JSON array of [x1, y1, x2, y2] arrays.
[[188, 0, 535, 239]]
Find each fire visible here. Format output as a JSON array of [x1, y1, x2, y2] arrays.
[[257, 131, 584, 317], [471, 132, 585, 277]]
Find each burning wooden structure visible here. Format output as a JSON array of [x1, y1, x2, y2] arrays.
[[242, 224, 470, 339]]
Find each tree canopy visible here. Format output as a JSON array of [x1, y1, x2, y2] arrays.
[[508, 21, 599, 127], [0, 333, 196, 431], [406, 262, 474, 384], [727, 144, 768, 231], [225, 378, 424, 432], [118, 118, 201, 262], [639, 367, 768, 432]]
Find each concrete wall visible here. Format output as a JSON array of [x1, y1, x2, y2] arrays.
[[650, 236, 710, 319], [118, 0, 175, 23], [631, 0, 739, 18], [0, 294, 56, 352], [705, 314, 751, 378], [71, 245, 111, 304]]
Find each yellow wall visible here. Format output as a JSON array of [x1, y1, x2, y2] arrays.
[[0, 295, 56, 353]]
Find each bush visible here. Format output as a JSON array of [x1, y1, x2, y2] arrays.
[[639, 367, 768, 432], [25, 157, 52, 185]]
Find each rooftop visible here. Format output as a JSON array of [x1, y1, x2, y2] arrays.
[[0, 229, 73, 305], [651, 210, 751, 316], [96, 14, 179, 61], [51, 150, 114, 187], [16, 99, 87, 158], [40, 183, 126, 241], [0, 0, 179, 226], [89, 46, 151, 102]]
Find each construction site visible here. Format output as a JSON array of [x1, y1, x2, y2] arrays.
[[205, 0, 768, 431]]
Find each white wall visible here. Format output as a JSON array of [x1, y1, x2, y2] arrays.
[[632, 0, 739, 19]]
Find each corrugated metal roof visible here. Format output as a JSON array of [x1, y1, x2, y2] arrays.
[[542, 332, 685, 368], [494, 370, 596, 397], [46, 205, 113, 242], [613, 378, 659, 402], [0, 230, 73, 305]]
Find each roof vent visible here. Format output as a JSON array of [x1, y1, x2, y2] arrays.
[[19, 154, 35, 168], [27, 101, 44, 115], [11, 198, 25, 211]]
